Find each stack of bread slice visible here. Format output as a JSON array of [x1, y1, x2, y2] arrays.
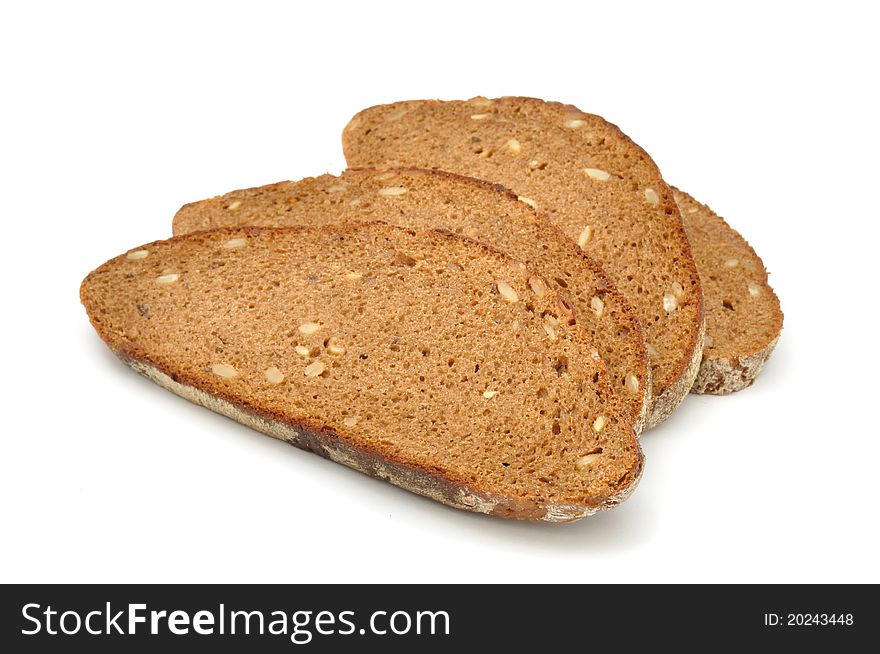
[[81, 96, 782, 522]]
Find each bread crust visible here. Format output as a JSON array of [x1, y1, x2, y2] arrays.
[[691, 334, 779, 395]]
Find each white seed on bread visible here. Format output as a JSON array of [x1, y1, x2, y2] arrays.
[[703, 334, 714, 348], [299, 322, 322, 335], [576, 453, 601, 470], [264, 367, 285, 384], [377, 186, 408, 196], [223, 238, 247, 249], [383, 108, 408, 122], [724, 258, 739, 268], [626, 374, 640, 394], [644, 188, 660, 206], [748, 283, 761, 297], [663, 294, 678, 313], [470, 114, 490, 120], [126, 250, 149, 260], [528, 275, 548, 298], [211, 363, 238, 378], [593, 416, 607, 432], [155, 273, 178, 285], [542, 322, 557, 341], [294, 345, 310, 357], [518, 196, 538, 209], [304, 360, 325, 377], [506, 138, 522, 153], [327, 184, 347, 193], [565, 119, 586, 128], [326, 337, 346, 355], [590, 296, 605, 318], [227, 200, 242, 211], [646, 343, 659, 359], [496, 281, 519, 303], [344, 271, 363, 280], [577, 225, 593, 248], [584, 168, 611, 181], [343, 416, 359, 427], [482, 390, 498, 399]]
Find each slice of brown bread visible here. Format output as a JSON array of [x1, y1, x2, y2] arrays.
[[342, 97, 704, 428], [673, 188, 783, 394], [173, 167, 651, 433], [493, 97, 782, 394], [80, 223, 643, 521]]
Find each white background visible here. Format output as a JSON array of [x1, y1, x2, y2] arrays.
[[1, 1, 877, 584]]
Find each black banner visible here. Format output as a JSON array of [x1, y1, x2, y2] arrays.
[[1, 584, 874, 651]]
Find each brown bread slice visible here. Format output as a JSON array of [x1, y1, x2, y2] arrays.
[[673, 188, 783, 394], [474, 98, 782, 395], [80, 223, 643, 522], [342, 97, 704, 428], [173, 167, 650, 433]]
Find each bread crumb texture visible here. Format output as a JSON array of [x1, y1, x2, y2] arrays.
[[173, 167, 649, 432], [81, 223, 642, 520], [341, 97, 703, 426]]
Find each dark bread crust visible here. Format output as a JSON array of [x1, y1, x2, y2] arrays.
[[690, 336, 779, 395], [342, 97, 704, 429], [81, 223, 644, 522]]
